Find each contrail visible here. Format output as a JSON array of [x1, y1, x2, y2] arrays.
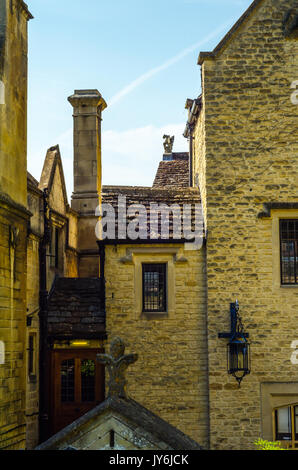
[[108, 20, 233, 107]]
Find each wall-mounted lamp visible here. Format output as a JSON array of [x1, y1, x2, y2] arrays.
[[218, 300, 250, 387]]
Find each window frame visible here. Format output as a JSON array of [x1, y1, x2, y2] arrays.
[[274, 403, 298, 449], [279, 218, 298, 286], [142, 262, 167, 313], [28, 333, 36, 379]]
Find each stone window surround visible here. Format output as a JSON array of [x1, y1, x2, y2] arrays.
[[260, 382, 298, 442], [119, 246, 188, 318], [271, 209, 298, 291], [49, 212, 66, 270]]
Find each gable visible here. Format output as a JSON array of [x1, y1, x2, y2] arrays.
[[35, 396, 203, 451], [198, 0, 298, 64], [48, 162, 67, 215], [55, 412, 167, 450], [39, 145, 69, 213]]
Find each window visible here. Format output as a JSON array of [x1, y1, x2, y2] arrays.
[[280, 219, 298, 284], [0, 341, 5, 365], [28, 334, 36, 377], [274, 405, 298, 448], [142, 263, 167, 312], [61, 359, 75, 402], [55, 227, 59, 268], [50, 226, 61, 269]]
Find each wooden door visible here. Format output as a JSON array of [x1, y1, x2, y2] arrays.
[[51, 349, 104, 435]]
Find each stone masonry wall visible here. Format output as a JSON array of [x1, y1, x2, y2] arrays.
[[0, 0, 30, 207], [25, 233, 40, 449], [105, 243, 209, 448], [194, 0, 298, 450], [0, 0, 31, 450], [0, 204, 28, 449]]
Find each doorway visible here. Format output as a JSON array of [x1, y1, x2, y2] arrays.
[[50, 349, 104, 435]]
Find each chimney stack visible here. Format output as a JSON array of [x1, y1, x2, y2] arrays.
[[68, 89, 107, 277], [68, 89, 107, 214]]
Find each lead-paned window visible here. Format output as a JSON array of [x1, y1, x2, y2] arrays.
[[280, 219, 298, 285], [142, 263, 167, 312]]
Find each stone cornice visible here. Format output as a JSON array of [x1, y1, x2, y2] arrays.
[[20, 1, 33, 20], [0, 190, 32, 219]]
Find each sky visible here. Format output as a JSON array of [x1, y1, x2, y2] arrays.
[[27, 0, 253, 199]]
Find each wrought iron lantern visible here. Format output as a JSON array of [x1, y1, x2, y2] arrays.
[[219, 300, 250, 387]]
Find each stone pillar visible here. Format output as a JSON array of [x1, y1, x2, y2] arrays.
[[68, 89, 107, 214], [68, 89, 107, 277]]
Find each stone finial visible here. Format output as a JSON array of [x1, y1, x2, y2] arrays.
[[97, 337, 138, 399], [163, 135, 174, 154]]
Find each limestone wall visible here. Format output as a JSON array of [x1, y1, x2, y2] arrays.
[[0, 0, 31, 207], [0, 0, 32, 450], [0, 204, 28, 449], [194, 0, 298, 449], [26, 232, 40, 449], [105, 243, 209, 448]]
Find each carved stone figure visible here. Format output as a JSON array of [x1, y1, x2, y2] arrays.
[[97, 337, 138, 399], [163, 135, 174, 154]]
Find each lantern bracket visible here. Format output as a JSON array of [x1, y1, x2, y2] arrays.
[[218, 301, 250, 387], [218, 301, 249, 340]]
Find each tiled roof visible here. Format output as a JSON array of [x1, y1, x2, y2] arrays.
[[47, 278, 105, 339], [153, 153, 190, 189], [101, 185, 201, 242]]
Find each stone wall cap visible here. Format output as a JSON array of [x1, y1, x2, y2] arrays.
[[20, 1, 34, 20], [35, 396, 203, 450], [68, 89, 107, 110]]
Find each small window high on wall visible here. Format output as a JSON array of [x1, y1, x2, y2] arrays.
[[142, 263, 167, 312], [280, 220, 298, 285]]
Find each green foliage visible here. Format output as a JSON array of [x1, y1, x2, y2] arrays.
[[81, 359, 95, 377], [254, 438, 285, 450]]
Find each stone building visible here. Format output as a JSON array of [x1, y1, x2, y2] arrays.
[[0, 0, 298, 451], [185, 0, 298, 449], [0, 0, 32, 450]]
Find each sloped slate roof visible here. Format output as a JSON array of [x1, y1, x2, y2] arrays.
[[153, 160, 189, 188], [101, 185, 201, 241], [153, 152, 190, 189], [35, 396, 203, 450], [47, 277, 105, 339]]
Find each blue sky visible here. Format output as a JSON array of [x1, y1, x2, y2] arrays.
[[27, 0, 252, 198]]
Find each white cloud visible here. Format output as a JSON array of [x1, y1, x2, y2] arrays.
[[102, 123, 188, 187], [35, 123, 188, 200]]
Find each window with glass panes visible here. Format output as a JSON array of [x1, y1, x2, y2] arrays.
[[142, 263, 167, 312], [275, 405, 298, 446], [280, 220, 298, 285]]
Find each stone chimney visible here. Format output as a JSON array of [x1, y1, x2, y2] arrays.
[[68, 89, 107, 277], [68, 89, 107, 214]]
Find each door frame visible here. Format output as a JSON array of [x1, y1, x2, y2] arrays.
[[49, 348, 104, 435]]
